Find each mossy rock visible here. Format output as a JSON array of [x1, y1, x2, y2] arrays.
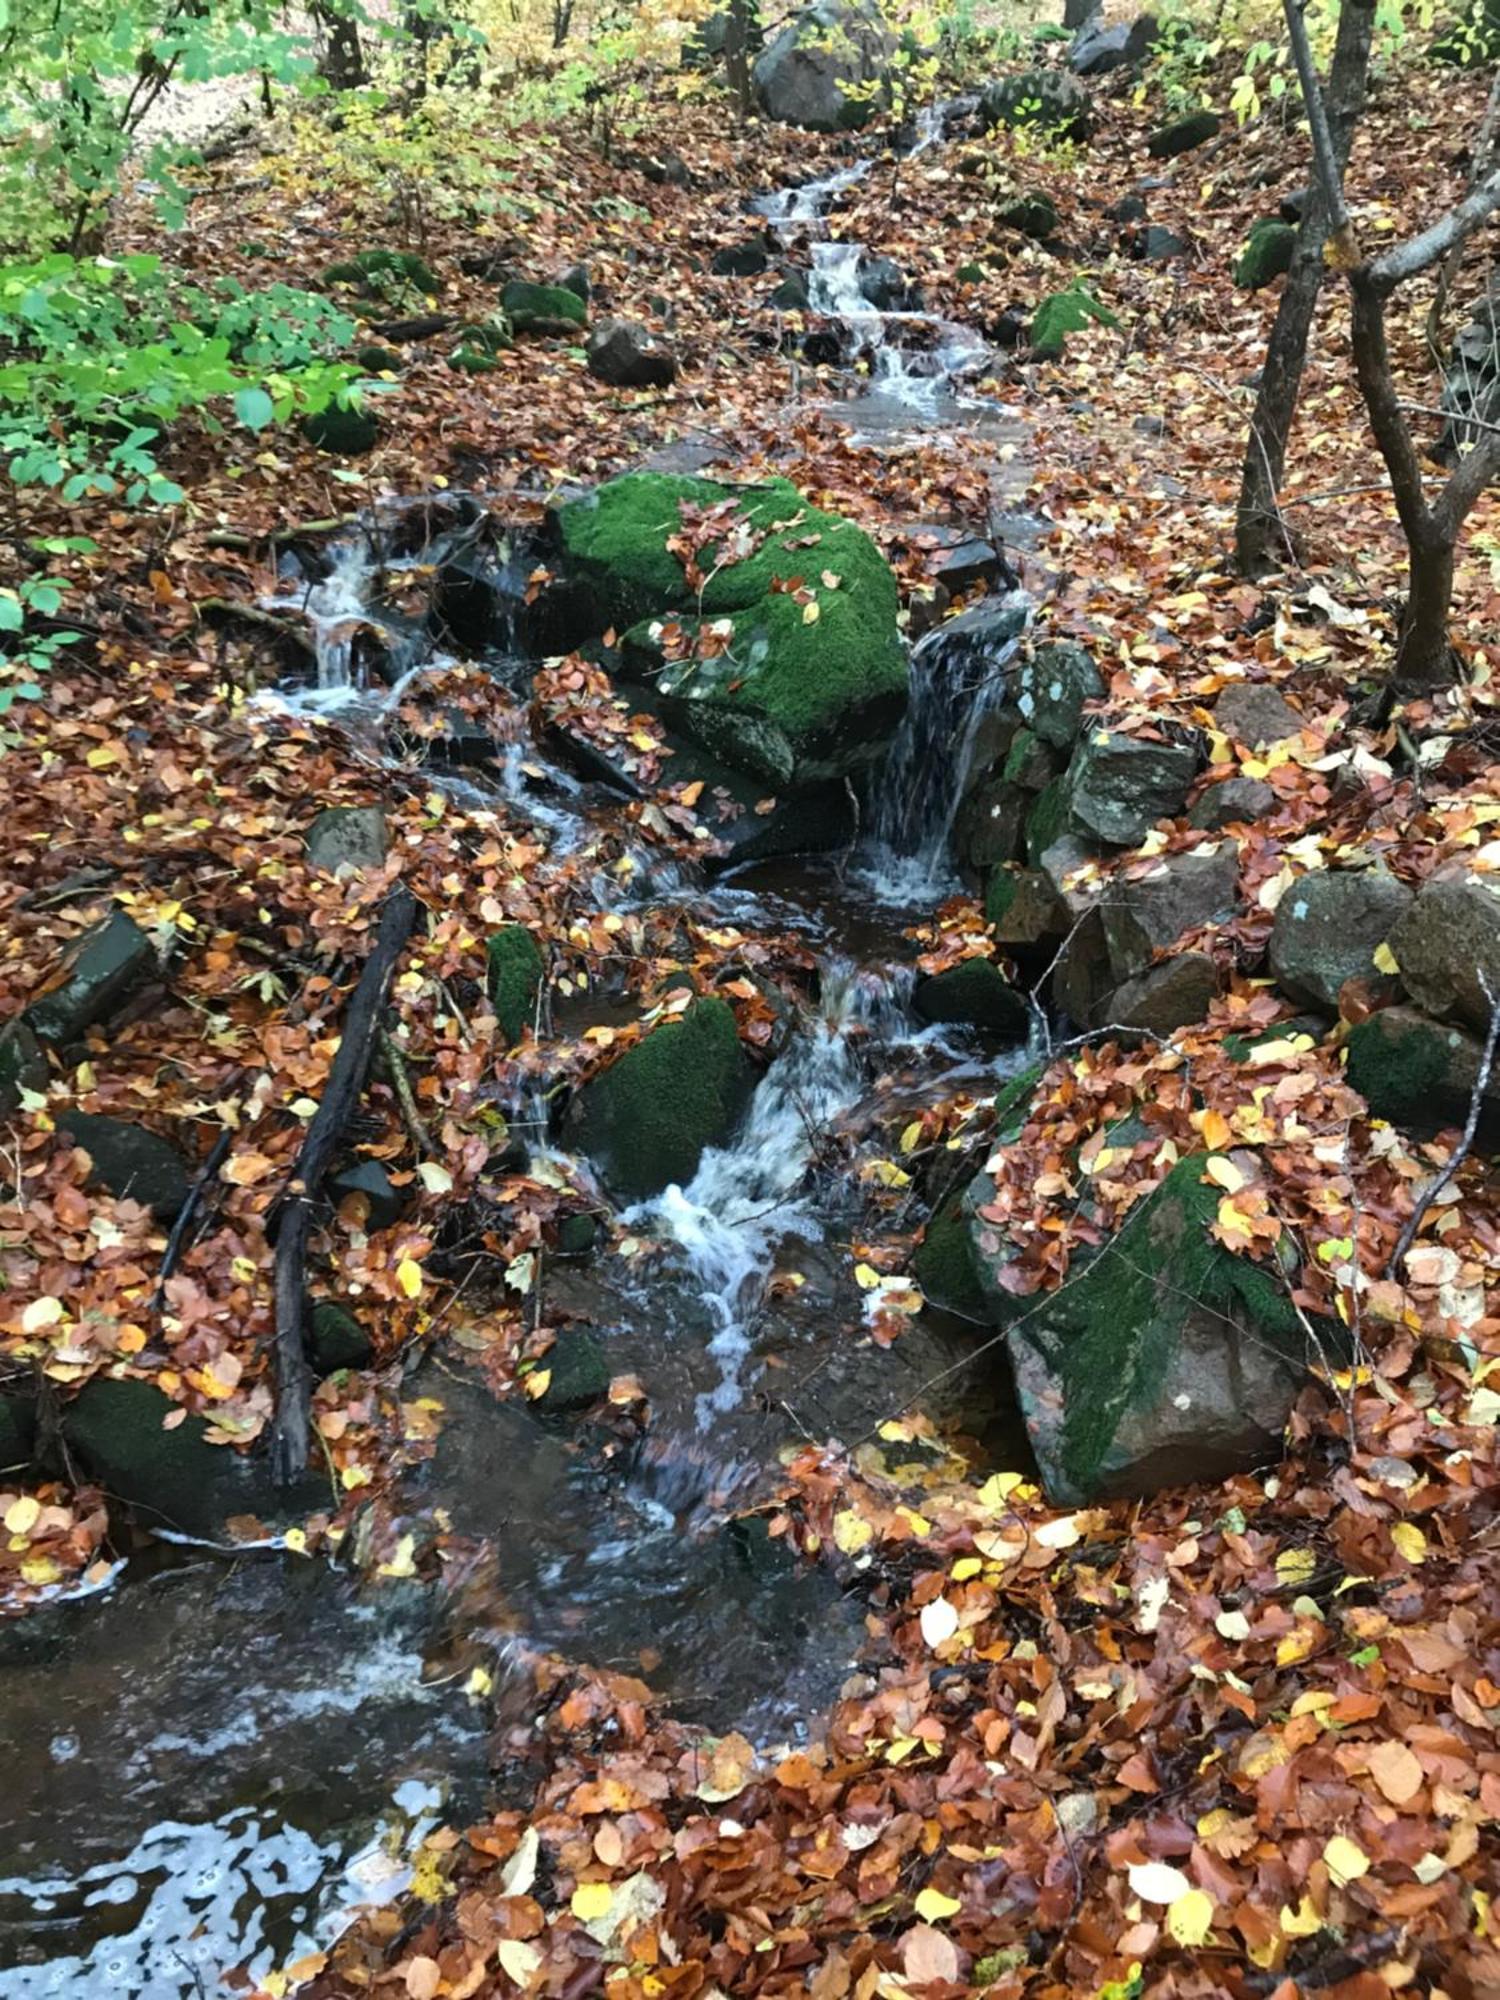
[[536, 1329, 610, 1411], [356, 345, 406, 373], [1014, 641, 1104, 750], [1345, 1005, 1500, 1149], [24, 909, 154, 1048], [566, 997, 755, 1202], [309, 1300, 373, 1375], [64, 1377, 324, 1536], [501, 281, 588, 336], [449, 316, 512, 373], [1004, 1155, 1322, 1502], [556, 1211, 600, 1256], [324, 249, 439, 295], [301, 404, 380, 455], [487, 926, 544, 1045], [997, 191, 1060, 240], [557, 472, 907, 789], [913, 1191, 990, 1321], [56, 1112, 191, 1223], [956, 261, 987, 285], [1235, 218, 1297, 290], [913, 958, 1029, 1037], [1146, 109, 1221, 158]]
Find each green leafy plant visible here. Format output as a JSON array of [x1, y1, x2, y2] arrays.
[[0, 562, 89, 717], [1031, 283, 1120, 360]]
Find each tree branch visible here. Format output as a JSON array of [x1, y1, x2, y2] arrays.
[[1369, 165, 1500, 293], [1349, 275, 1438, 547]]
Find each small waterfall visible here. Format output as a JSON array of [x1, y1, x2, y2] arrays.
[[301, 540, 378, 695], [754, 159, 872, 232], [862, 590, 1032, 903]]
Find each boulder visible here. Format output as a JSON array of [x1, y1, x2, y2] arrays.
[[64, 1376, 323, 1537], [1146, 109, 1222, 158], [448, 317, 512, 373], [1269, 869, 1413, 1012], [981, 69, 1093, 141], [956, 777, 1027, 873], [912, 958, 1029, 1037], [711, 241, 771, 277], [566, 997, 755, 1203], [1140, 225, 1189, 261], [587, 318, 677, 389], [912, 1189, 990, 1321], [857, 254, 920, 310], [329, 1159, 409, 1231], [55, 1112, 192, 1223], [1101, 840, 1240, 980], [0, 1020, 46, 1112], [501, 281, 588, 337], [1213, 681, 1303, 746], [536, 1329, 610, 1411], [25, 910, 155, 1048], [986, 866, 1068, 950], [1345, 1005, 1500, 1149], [753, 0, 892, 132], [1104, 951, 1219, 1034], [1188, 774, 1277, 831], [996, 191, 1060, 240], [555, 472, 907, 790], [306, 805, 388, 872], [1389, 872, 1500, 1032], [1064, 730, 1200, 845], [1235, 218, 1297, 289], [308, 1300, 373, 1375], [770, 267, 812, 311], [301, 404, 380, 455], [1015, 640, 1105, 749], [1070, 12, 1158, 73], [998, 1155, 1318, 1501], [487, 925, 545, 1044]]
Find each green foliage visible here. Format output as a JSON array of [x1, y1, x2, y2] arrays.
[[0, 559, 87, 717], [0, 254, 367, 505], [1030, 283, 1120, 360]]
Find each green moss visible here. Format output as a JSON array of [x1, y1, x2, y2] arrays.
[[569, 997, 754, 1202], [537, 1329, 609, 1410], [985, 868, 1019, 928], [956, 261, 986, 285], [1025, 776, 1072, 864], [309, 1300, 373, 1375], [913, 1192, 990, 1321], [301, 404, 380, 455], [913, 958, 1028, 1036], [1345, 1014, 1453, 1123], [356, 344, 405, 373], [1235, 219, 1297, 290], [994, 1062, 1044, 1141], [325, 249, 439, 294], [487, 926, 544, 1044], [501, 281, 587, 334], [450, 315, 512, 372]]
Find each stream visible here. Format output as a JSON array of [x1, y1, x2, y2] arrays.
[[1, 119, 1042, 1999]]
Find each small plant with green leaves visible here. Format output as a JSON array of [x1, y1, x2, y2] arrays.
[[1031, 283, 1120, 360], [0, 559, 89, 718]]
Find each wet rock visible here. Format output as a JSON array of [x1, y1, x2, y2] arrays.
[[308, 1300, 373, 1375], [858, 254, 920, 310], [956, 777, 1027, 873], [985, 865, 1067, 950], [556, 1212, 601, 1256], [306, 805, 388, 872], [1015, 640, 1105, 749], [711, 240, 771, 278], [587, 318, 677, 389], [566, 997, 756, 1202], [1064, 730, 1200, 845], [1051, 908, 1114, 1029], [913, 958, 1029, 1037], [913, 1190, 990, 1320], [300, 404, 380, 455], [487, 925, 545, 1044], [920, 531, 1012, 597], [1269, 869, 1413, 1012], [1000, 1154, 1319, 1502], [536, 1329, 610, 1411], [769, 266, 812, 311], [0, 1385, 37, 1473], [1389, 871, 1500, 1031], [1345, 1005, 1500, 1149], [555, 472, 907, 790], [25, 910, 155, 1048], [558, 262, 591, 301], [753, 0, 892, 131], [65, 1377, 324, 1535], [56, 1113, 191, 1223], [996, 191, 1060, 240], [1146, 109, 1222, 158], [1235, 218, 1297, 290], [329, 1159, 409, 1230], [1104, 951, 1220, 1034], [1139, 224, 1189, 260], [0, 1019, 46, 1112], [981, 69, 1092, 141], [1070, 11, 1159, 73], [1001, 726, 1059, 793], [1107, 193, 1148, 224], [501, 281, 588, 337], [1188, 774, 1277, 831], [1101, 840, 1240, 981]]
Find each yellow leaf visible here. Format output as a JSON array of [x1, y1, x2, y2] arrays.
[[834, 1509, 873, 1554], [524, 1369, 552, 1401], [1277, 1628, 1316, 1666], [976, 1471, 1023, 1511], [20, 1555, 60, 1585], [1279, 1895, 1323, 1937], [571, 1881, 614, 1921], [1372, 940, 1400, 975], [1391, 1521, 1427, 1565], [1323, 1834, 1370, 1886], [5, 1495, 41, 1536], [913, 1887, 961, 1923], [853, 1262, 881, 1290], [20, 1296, 64, 1333], [1216, 1195, 1254, 1242], [1198, 1107, 1232, 1150], [497, 1939, 541, 1986], [396, 1256, 423, 1299], [1275, 1546, 1317, 1587], [801, 599, 820, 624], [85, 744, 120, 769], [1167, 1887, 1214, 1947], [950, 1556, 983, 1582], [899, 1120, 924, 1153]]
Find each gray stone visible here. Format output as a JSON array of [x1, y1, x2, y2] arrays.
[[1015, 641, 1105, 750], [1388, 871, 1500, 1032], [1066, 730, 1200, 845], [329, 1159, 410, 1230], [857, 254, 919, 309], [956, 777, 1027, 873], [1140, 225, 1188, 260], [558, 262, 591, 301], [1345, 1005, 1500, 1150], [0, 1020, 46, 1112], [56, 1113, 192, 1223], [306, 805, 388, 872], [1188, 775, 1276, 830], [912, 959, 1029, 1037], [985, 866, 1067, 948], [1101, 840, 1241, 980], [1104, 951, 1219, 1034], [1146, 109, 1222, 158], [1269, 868, 1413, 1012], [753, 0, 892, 132], [587, 318, 677, 389], [24, 910, 155, 1048], [981, 69, 1093, 141], [1069, 12, 1158, 74], [1001, 727, 1059, 792]]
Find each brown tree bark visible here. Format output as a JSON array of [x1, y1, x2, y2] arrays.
[[1234, 0, 1377, 576], [725, 0, 753, 122]]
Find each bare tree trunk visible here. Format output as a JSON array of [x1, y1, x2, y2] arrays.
[[315, 5, 368, 90], [1234, 0, 1377, 576], [725, 0, 753, 122], [1063, 0, 1100, 27]]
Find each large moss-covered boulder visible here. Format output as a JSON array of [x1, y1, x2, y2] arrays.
[[913, 958, 1029, 1037], [487, 926, 545, 1045], [501, 281, 587, 337], [999, 1156, 1315, 1502], [1346, 1005, 1500, 1149], [566, 998, 755, 1202], [753, 0, 892, 131], [1269, 868, 1412, 1012], [1235, 218, 1297, 290], [556, 473, 907, 790]]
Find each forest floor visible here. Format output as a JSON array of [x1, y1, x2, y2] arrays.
[[1, 22, 1499, 2000]]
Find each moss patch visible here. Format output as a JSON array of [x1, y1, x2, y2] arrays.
[[487, 926, 544, 1044], [502, 281, 587, 335], [913, 1192, 989, 1321]]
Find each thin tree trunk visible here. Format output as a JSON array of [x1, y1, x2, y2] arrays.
[[725, 0, 753, 122], [1396, 531, 1459, 684], [1235, 0, 1377, 575]]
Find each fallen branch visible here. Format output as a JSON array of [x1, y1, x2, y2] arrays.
[[202, 514, 359, 551], [268, 885, 419, 1481], [152, 1124, 233, 1314], [1385, 970, 1499, 1278], [195, 596, 318, 656], [370, 312, 458, 341], [379, 1024, 433, 1157]]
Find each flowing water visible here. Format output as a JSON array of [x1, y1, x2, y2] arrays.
[[4, 103, 1043, 2000]]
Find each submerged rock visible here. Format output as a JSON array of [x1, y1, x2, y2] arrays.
[[566, 997, 756, 1202], [1268, 869, 1412, 1012], [56, 1113, 192, 1223], [913, 958, 1029, 1037], [536, 1329, 610, 1411], [555, 472, 907, 790], [996, 1155, 1318, 1502], [24, 910, 155, 1048], [753, 0, 892, 131]]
